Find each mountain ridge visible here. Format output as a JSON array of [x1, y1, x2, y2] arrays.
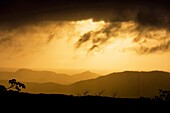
[[1, 70, 170, 98], [0, 68, 100, 85]]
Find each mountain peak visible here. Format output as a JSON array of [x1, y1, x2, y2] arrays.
[[82, 70, 93, 74], [75, 70, 100, 76], [16, 68, 30, 72], [72, 70, 99, 80]]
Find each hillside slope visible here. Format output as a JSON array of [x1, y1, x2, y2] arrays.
[[1, 71, 170, 98], [70, 71, 170, 98]]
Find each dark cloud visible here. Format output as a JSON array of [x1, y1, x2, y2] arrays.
[[89, 45, 99, 52], [0, 0, 170, 29], [76, 32, 91, 48], [75, 22, 129, 51], [1, 0, 170, 54], [47, 33, 55, 44], [75, 20, 170, 53], [0, 36, 12, 45], [0, 23, 54, 54], [136, 9, 170, 29], [75, 23, 120, 50], [0, 0, 170, 28], [138, 40, 170, 54]]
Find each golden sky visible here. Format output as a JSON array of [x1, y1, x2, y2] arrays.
[[0, 19, 170, 73]]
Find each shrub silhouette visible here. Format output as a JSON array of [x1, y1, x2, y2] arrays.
[[94, 89, 105, 96], [7, 79, 26, 92], [154, 89, 170, 101], [0, 85, 7, 92], [112, 91, 117, 98], [77, 89, 91, 96]]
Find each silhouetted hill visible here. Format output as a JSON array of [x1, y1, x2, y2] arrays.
[[0, 69, 72, 84], [71, 71, 100, 81], [0, 79, 69, 94], [25, 82, 69, 94], [70, 71, 170, 98], [0, 68, 99, 85], [13, 69, 72, 84], [1, 71, 170, 98]]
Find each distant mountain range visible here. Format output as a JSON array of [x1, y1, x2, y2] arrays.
[[0, 68, 99, 84], [0, 70, 170, 98]]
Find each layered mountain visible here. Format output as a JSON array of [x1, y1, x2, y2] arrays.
[[70, 71, 170, 98], [71, 71, 99, 82], [1, 71, 170, 98], [0, 68, 99, 85]]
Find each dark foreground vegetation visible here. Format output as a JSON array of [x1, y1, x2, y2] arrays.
[[0, 91, 170, 113], [0, 79, 170, 112]]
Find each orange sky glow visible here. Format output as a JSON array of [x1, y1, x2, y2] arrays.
[[0, 19, 170, 74]]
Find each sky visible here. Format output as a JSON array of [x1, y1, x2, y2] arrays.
[[0, 0, 170, 74]]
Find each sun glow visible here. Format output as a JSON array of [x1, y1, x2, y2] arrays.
[[1, 18, 170, 73], [72, 19, 138, 53], [105, 38, 135, 52], [73, 18, 105, 35]]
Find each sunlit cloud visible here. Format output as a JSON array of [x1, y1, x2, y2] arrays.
[[74, 19, 170, 54], [0, 18, 170, 59]]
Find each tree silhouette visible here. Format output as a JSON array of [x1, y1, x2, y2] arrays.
[[7, 79, 26, 92], [154, 89, 170, 101]]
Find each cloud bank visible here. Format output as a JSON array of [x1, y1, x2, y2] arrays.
[[0, 0, 170, 54]]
